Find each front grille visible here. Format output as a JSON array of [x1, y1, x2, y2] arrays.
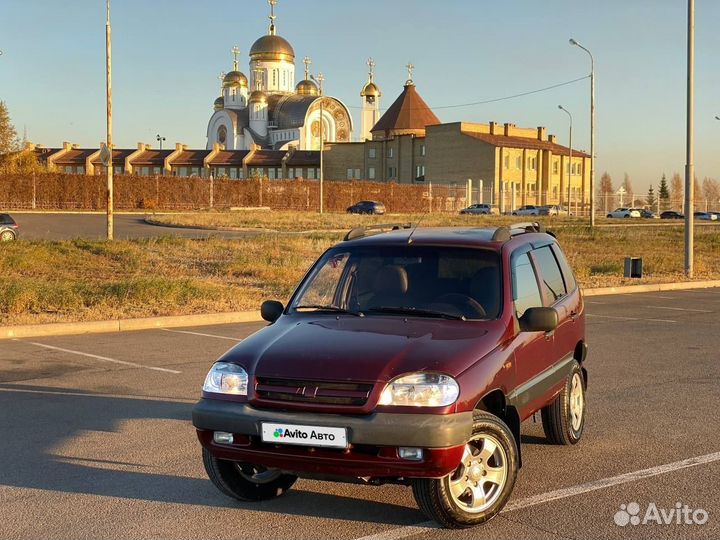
[[255, 377, 374, 406]]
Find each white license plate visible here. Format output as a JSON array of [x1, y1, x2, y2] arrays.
[[261, 422, 348, 449]]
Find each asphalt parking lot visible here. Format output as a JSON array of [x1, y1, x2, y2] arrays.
[[1, 289, 719, 539]]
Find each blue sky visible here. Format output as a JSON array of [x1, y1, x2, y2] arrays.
[[1, 0, 719, 193]]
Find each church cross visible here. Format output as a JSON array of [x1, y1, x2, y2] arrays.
[[231, 46, 240, 71], [268, 0, 278, 34], [367, 57, 376, 82], [406, 62, 414, 84], [303, 56, 312, 80]]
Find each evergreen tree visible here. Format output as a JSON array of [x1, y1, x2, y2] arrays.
[[646, 184, 656, 208], [658, 174, 670, 210], [0, 101, 19, 154]]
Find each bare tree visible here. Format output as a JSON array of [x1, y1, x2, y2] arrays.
[[0, 101, 19, 155], [670, 173, 683, 210]]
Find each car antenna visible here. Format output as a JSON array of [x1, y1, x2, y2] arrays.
[[407, 207, 431, 244]]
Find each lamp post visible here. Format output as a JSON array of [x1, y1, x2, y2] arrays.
[[310, 72, 325, 214], [684, 0, 695, 277], [156, 134, 166, 151], [569, 38, 595, 225], [558, 105, 573, 212], [105, 0, 113, 240]]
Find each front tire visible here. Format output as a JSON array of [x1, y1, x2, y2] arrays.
[[411, 411, 518, 528], [202, 448, 297, 501], [541, 362, 586, 445]]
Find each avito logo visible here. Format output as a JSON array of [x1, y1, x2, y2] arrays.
[[273, 428, 284, 438]]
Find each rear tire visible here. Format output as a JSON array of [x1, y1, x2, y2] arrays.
[[202, 448, 297, 501], [541, 362, 586, 445], [411, 411, 518, 528], [0, 230, 15, 242]]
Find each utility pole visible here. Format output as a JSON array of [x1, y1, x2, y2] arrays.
[[684, 0, 695, 277], [311, 72, 325, 214], [559, 105, 573, 211], [569, 38, 596, 225], [105, 0, 113, 240]]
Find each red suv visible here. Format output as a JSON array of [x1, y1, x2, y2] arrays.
[[192, 223, 587, 528]]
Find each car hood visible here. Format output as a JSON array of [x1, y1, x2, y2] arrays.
[[219, 316, 506, 383]]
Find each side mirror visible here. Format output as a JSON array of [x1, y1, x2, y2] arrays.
[[519, 307, 558, 333], [261, 300, 284, 323]]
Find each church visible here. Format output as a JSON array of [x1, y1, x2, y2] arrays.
[[205, 0, 356, 151]]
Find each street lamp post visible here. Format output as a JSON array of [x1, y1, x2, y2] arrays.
[[156, 134, 166, 151], [569, 38, 595, 225], [105, 0, 113, 240], [684, 0, 695, 277], [558, 105, 573, 212], [310, 73, 325, 214]]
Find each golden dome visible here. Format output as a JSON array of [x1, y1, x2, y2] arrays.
[[249, 90, 268, 104], [296, 79, 319, 96], [249, 34, 295, 61], [213, 96, 224, 110], [223, 71, 248, 88], [361, 81, 381, 97]]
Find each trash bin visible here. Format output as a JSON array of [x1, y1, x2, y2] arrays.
[[624, 257, 643, 278]]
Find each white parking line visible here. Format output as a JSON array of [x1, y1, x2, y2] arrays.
[[586, 314, 676, 323], [16, 340, 181, 374], [0, 387, 194, 403], [354, 450, 720, 540], [652, 306, 713, 313], [160, 328, 243, 342]]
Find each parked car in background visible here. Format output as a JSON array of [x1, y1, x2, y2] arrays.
[[709, 211, 720, 220], [0, 214, 19, 241], [512, 205, 542, 216], [538, 205, 558, 216], [606, 208, 641, 218], [459, 203, 499, 215], [660, 211, 684, 220], [193, 222, 588, 529], [694, 211, 718, 221], [636, 209, 658, 219], [347, 201, 386, 215]]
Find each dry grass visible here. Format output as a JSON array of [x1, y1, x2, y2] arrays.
[[1, 224, 718, 326], [148, 210, 587, 232]]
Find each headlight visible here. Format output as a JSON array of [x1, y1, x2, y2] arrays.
[[202, 362, 248, 395], [378, 373, 459, 407]]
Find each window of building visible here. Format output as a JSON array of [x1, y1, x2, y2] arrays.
[[504, 155, 510, 169], [532, 246, 566, 304], [354, 168, 361, 179], [347, 168, 353, 180], [295, 169, 303, 179], [388, 166, 396, 178], [515, 156, 522, 169], [287, 168, 294, 179], [553, 161, 559, 174], [553, 186, 558, 198], [178, 167, 188, 176], [269, 168, 276, 180], [368, 167, 376, 180], [307, 168, 315, 179], [368, 148, 376, 159], [416, 165, 425, 178], [114, 166, 123, 175], [511, 253, 542, 319], [421, 144, 426, 156], [387, 147, 394, 158]]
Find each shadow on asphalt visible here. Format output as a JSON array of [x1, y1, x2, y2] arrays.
[[0, 384, 423, 525]]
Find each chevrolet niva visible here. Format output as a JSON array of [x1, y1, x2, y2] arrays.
[[192, 222, 588, 528]]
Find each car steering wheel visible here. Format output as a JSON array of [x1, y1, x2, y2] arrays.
[[432, 293, 486, 319]]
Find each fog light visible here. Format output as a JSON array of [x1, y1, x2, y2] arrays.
[[399, 447, 423, 461], [213, 431, 234, 444]]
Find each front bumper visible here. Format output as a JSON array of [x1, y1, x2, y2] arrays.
[[192, 398, 473, 478]]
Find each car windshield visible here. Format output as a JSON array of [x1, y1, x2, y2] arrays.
[[291, 246, 501, 320]]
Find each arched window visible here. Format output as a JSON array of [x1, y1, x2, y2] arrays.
[[217, 125, 227, 144]]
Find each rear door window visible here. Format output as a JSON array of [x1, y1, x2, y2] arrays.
[[511, 253, 542, 318], [551, 244, 577, 293], [532, 246, 567, 304]]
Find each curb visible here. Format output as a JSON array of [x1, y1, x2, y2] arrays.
[[0, 311, 262, 340], [143, 217, 346, 235], [3, 280, 719, 340], [583, 279, 720, 297]]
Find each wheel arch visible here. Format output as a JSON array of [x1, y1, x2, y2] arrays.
[[474, 389, 522, 467], [573, 340, 588, 388]]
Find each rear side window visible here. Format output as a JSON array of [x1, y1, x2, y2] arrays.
[[532, 246, 566, 304], [0, 214, 13, 224], [551, 244, 577, 292], [511, 253, 542, 318]]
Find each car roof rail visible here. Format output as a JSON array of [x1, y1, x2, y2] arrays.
[[492, 222, 552, 243], [344, 222, 415, 241]]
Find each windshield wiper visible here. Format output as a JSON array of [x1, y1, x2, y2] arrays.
[[294, 304, 363, 317], [365, 306, 465, 321]]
